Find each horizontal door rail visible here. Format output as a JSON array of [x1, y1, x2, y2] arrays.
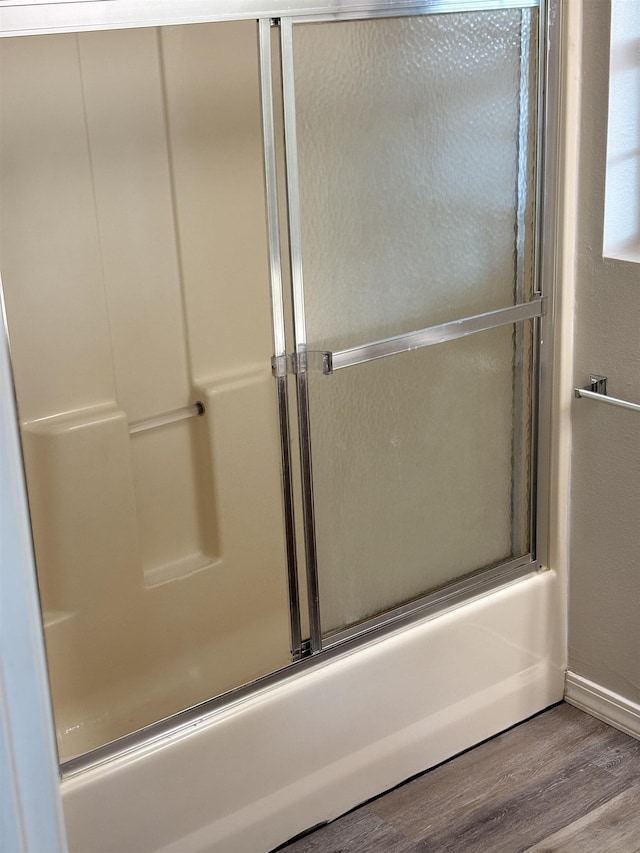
[[326, 296, 544, 374], [574, 375, 640, 413], [129, 402, 205, 435], [292, 0, 539, 24], [0, 0, 541, 40]]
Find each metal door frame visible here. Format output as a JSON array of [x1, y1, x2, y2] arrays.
[[264, 0, 548, 654]]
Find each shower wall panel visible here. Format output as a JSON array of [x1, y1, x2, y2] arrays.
[[0, 22, 291, 760]]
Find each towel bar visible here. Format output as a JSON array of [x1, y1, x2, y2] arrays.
[[129, 402, 205, 434], [574, 375, 640, 413]]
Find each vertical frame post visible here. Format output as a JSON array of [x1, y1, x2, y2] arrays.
[[279, 17, 323, 653], [258, 18, 303, 658], [511, 7, 535, 560]]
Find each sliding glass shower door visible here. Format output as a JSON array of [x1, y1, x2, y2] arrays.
[[1, 0, 547, 767], [275, 7, 541, 646]]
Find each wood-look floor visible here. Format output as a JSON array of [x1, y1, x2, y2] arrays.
[[276, 702, 640, 853]]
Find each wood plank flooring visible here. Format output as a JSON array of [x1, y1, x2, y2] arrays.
[[276, 703, 640, 852]]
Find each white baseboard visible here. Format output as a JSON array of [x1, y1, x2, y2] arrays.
[[565, 672, 640, 740]]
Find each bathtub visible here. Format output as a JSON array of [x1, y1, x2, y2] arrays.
[[62, 569, 564, 852]]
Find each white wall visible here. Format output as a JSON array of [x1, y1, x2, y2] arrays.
[[568, 0, 640, 708]]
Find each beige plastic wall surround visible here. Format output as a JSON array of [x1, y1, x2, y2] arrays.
[[0, 21, 292, 760]]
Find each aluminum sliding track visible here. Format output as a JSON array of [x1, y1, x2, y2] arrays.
[[0, 1, 541, 39], [259, 18, 303, 658], [323, 554, 535, 648], [289, 0, 539, 25]]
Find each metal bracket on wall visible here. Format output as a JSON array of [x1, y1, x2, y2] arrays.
[[574, 374, 640, 413], [579, 374, 608, 395]]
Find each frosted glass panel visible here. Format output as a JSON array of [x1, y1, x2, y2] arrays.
[[292, 10, 538, 351], [290, 10, 539, 635], [309, 323, 533, 634]]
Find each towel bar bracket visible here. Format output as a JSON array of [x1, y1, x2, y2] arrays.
[[582, 374, 607, 396]]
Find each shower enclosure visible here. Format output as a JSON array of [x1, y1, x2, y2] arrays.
[[0, 2, 558, 832]]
